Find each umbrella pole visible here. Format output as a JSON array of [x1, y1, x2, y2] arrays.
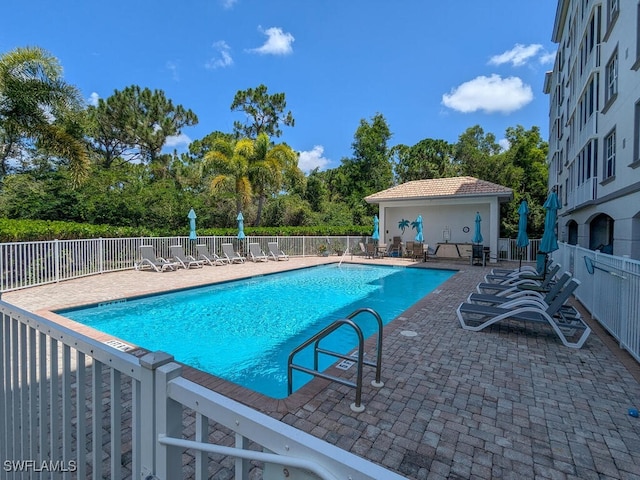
[[519, 248, 523, 271]]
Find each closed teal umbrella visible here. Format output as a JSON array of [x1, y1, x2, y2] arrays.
[[236, 212, 245, 239], [540, 192, 560, 254], [516, 201, 529, 248], [472, 212, 483, 244], [414, 215, 423, 242], [516, 201, 529, 269], [188, 208, 197, 240], [372, 215, 379, 241]]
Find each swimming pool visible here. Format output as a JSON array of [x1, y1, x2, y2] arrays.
[[59, 263, 455, 398]]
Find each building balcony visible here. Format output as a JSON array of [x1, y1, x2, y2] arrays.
[[566, 177, 597, 211]]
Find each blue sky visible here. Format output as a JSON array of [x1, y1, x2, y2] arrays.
[[1, 0, 558, 173]]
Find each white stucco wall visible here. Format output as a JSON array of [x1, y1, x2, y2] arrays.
[[375, 195, 503, 262]]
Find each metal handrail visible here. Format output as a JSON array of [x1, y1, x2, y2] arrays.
[[287, 308, 384, 412]]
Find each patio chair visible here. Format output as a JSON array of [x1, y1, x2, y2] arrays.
[[169, 245, 204, 269], [267, 242, 289, 261], [412, 243, 424, 261], [404, 241, 415, 259], [457, 278, 591, 348], [222, 243, 245, 264], [388, 237, 402, 257], [471, 244, 487, 266], [196, 244, 228, 266], [137, 245, 178, 272], [365, 242, 377, 259], [248, 243, 269, 262]]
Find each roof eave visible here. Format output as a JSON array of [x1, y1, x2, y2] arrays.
[[365, 191, 513, 204]]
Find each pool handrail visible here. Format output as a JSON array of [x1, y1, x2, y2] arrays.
[[287, 307, 385, 412]]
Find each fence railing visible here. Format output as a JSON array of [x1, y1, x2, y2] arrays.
[[0, 236, 539, 293], [0, 236, 369, 293], [0, 301, 405, 480], [552, 243, 640, 363], [497, 238, 541, 263]]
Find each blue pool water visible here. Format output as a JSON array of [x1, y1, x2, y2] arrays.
[[60, 264, 455, 398]]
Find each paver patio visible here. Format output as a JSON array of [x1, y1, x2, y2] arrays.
[[3, 256, 640, 479]]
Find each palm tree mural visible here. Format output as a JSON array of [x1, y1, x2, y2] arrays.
[[398, 219, 409, 234]]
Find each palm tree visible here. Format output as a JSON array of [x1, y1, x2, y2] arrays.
[[398, 219, 409, 234], [249, 133, 298, 226], [0, 46, 89, 183], [203, 136, 253, 216]]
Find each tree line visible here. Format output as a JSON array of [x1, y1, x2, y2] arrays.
[[0, 46, 549, 238]]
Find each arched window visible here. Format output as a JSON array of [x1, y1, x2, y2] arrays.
[[589, 213, 614, 253]]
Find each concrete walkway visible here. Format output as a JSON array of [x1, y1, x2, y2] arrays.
[[3, 256, 640, 479]]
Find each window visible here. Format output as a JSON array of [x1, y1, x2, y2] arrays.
[[605, 50, 618, 104], [604, 129, 616, 179], [634, 101, 640, 165]]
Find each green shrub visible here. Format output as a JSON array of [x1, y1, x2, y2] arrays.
[[0, 218, 371, 242]]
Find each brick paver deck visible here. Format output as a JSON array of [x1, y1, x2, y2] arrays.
[[3, 256, 640, 479]]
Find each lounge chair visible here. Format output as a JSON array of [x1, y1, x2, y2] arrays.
[[222, 243, 245, 264], [469, 272, 573, 306], [137, 245, 178, 272], [477, 263, 561, 294], [196, 244, 228, 266], [267, 242, 289, 261], [457, 278, 591, 348], [248, 243, 269, 262], [169, 245, 204, 269], [484, 262, 560, 285]]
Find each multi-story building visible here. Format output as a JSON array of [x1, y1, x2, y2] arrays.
[[544, 0, 640, 259]]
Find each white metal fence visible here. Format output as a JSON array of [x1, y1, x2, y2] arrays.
[[0, 235, 540, 293], [0, 301, 405, 480], [552, 243, 640, 363], [0, 236, 368, 293]]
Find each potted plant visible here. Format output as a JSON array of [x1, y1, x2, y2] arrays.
[[317, 243, 329, 256], [333, 241, 345, 256]]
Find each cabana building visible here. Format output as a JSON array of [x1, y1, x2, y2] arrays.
[[364, 176, 513, 263]]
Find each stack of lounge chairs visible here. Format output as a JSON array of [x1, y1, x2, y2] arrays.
[[456, 260, 591, 348]]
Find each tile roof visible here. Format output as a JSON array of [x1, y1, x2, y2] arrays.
[[364, 176, 513, 202]]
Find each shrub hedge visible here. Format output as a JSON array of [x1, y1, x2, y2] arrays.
[[0, 218, 373, 242]]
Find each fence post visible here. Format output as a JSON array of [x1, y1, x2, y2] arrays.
[[621, 256, 630, 349], [155, 362, 184, 480], [99, 237, 104, 274], [54, 239, 60, 284], [138, 351, 175, 480]]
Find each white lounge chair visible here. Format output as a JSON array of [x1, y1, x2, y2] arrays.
[[457, 278, 590, 348], [138, 245, 178, 272], [267, 242, 289, 261], [196, 244, 228, 266], [222, 243, 245, 264], [248, 243, 269, 262], [169, 245, 204, 269]]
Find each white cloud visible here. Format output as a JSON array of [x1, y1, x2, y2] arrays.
[[498, 138, 511, 151], [489, 44, 543, 67], [248, 27, 294, 55], [441, 74, 533, 114], [88, 92, 100, 106], [166, 61, 180, 81], [220, 0, 237, 9], [539, 51, 556, 65], [298, 146, 330, 173], [206, 41, 233, 69], [165, 133, 191, 148]]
